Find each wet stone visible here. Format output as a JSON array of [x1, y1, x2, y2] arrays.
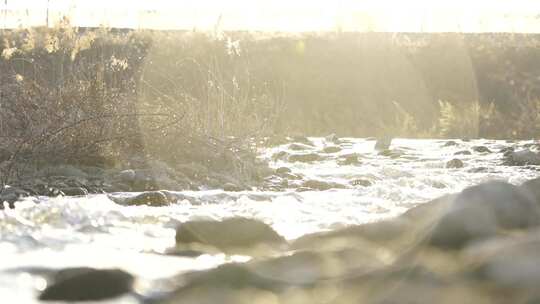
[[505, 149, 540, 166], [175, 217, 287, 252], [302, 180, 347, 191], [59, 187, 89, 196], [472, 146, 492, 153], [446, 158, 464, 168], [322, 146, 342, 154], [111, 191, 170, 207], [275, 167, 292, 176], [443, 140, 459, 147], [288, 143, 314, 151], [428, 181, 540, 249], [223, 183, 244, 192], [39, 268, 134, 301], [288, 153, 324, 163], [454, 150, 472, 155], [338, 154, 361, 165]]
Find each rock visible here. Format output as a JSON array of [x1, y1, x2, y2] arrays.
[[179, 263, 287, 293], [468, 167, 489, 173], [431, 181, 447, 189], [59, 187, 88, 196], [350, 179, 372, 187], [0, 186, 30, 209], [111, 191, 170, 207], [520, 177, 540, 204], [175, 217, 286, 252], [288, 143, 314, 151], [442, 140, 458, 147], [302, 180, 347, 190], [271, 151, 289, 161], [428, 181, 540, 249], [290, 135, 313, 146], [464, 230, 540, 289], [378, 149, 403, 158], [454, 150, 472, 155], [338, 154, 361, 166], [499, 146, 514, 154], [275, 167, 292, 176], [292, 217, 412, 251], [39, 268, 134, 301], [223, 183, 244, 192], [472, 146, 491, 153], [505, 149, 540, 166], [288, 153, 323, 163], [322, 146, 342, 154], [446, 158, 464, 168]]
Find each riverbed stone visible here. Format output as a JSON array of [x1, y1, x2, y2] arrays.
[[505, 149, 540, 166], [454, 150, 472, 155], [175, 217, 286, 252], [446, 158, 464, 168], [110, 191, 170, 207], [288, 153, 324, 163], [472, 146, 492, 153], [520, 177, 540, 204], [288, 143, 314, 151], [442, 140, 459, 147], [322, 146, 342, 154], [338, 154, 361, 165], [428, 181, 540, 249], [302, 180, 347, 190], [39, 268, 134, 301], [59, 187, 89, 196], [464, 229, 540, 290]]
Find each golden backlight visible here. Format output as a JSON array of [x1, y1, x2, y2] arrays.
[[2, 0, 540, 32]]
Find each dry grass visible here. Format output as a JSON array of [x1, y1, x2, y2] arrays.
[[1, 28, 540, 182]]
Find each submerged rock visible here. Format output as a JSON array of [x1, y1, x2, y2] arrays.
[[39, 268, 134, 301], [428, 181, 540, 249], [175, 217, 286, 252]]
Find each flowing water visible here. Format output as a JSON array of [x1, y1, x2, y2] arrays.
[[1, 138, 539, 302]]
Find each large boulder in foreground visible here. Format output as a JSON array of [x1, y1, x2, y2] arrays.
[[175, 217, 287, 253], [39, 268, 134, 301], [427, 181, 540, 249], [464, 228, 540, 290]]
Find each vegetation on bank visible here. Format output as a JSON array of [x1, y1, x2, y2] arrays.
[[1, 26, 540, 184]]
